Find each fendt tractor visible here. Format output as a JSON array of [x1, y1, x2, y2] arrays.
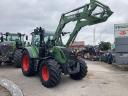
[[0, 32, 28, 67], [21, 0, 113, 88]]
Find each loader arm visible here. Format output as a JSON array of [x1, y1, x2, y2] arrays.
[[53, 0, 113, 47]]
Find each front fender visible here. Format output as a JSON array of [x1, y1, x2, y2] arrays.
[[52, 46, 67, 64]]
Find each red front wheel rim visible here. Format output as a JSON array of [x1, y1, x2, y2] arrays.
[[42, 65, 49, 81], [22, 54, 29, 72]]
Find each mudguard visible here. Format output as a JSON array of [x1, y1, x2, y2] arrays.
[[23, 46, 39, 58], [52, 46, 67, 64]]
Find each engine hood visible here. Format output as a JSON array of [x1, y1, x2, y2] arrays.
[[0, 41, 16, 47], [0, 41, 16, 55]]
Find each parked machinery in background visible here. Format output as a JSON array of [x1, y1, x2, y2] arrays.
[[79, 45, 115, 64], [0, 32, 28, 67], [100, 50, 115, 64], [80, 45, 100, 61]]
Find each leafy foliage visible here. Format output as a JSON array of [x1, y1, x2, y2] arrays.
[[99, 41, 111, 51]]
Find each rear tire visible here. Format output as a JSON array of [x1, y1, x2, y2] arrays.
[[107, 54, 113, 64], [40, 60, 61, 88], [107, 58, 112, 64], [13, 49, 22, 68], [70, 59, 88, 80], [21, 50, 35, 76]]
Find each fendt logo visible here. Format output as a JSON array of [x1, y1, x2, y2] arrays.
[[119, 31, 126, 36]]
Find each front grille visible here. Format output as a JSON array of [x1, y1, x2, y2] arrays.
[[61, 48, 76, 60]]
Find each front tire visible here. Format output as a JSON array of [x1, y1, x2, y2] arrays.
[[107, 57, 113, 64], [40, 60, 61, 88], [21, 50, 35, 76], [70, 59, 88, 80]]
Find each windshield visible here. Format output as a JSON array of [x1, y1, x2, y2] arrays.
[[44, 36, 53, 43], [32, 32, 54, 46], [6, 35, 24, 41], [61, 33, 70, 45], [32, 35, 40, 46]]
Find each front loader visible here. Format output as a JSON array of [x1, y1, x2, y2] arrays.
[[21, 0, 113, 88]]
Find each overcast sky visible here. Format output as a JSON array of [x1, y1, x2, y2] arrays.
[[0, 0, 127, 45]]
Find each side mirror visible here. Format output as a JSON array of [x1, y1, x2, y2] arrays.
[[6, 32, 9, 37], [18, 33, 21, 37], [26, 36, 28, 40], [0, 36, 4, 42]]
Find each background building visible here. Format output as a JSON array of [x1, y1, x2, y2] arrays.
[[70, 41, 85, 49]]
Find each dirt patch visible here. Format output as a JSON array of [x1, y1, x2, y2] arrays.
[[87, 72, 96, 79], [0, 85, 11, 96]]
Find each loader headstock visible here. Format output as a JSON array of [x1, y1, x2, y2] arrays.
[[63, 0, 113, 24]]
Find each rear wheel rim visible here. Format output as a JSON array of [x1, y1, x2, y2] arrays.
[[42, 65, 49, 81], [22, 54, 29, 72]]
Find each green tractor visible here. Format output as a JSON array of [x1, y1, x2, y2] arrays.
[[21, 0, 113, 88], [0, 32, 28, 67]]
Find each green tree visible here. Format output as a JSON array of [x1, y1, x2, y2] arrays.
[[99, 41, 111, 51]]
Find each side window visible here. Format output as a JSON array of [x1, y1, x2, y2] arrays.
[[32, 35, 40, 46], [7, 35, 12, 41]]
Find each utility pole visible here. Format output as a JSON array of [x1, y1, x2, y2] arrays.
[[100, 31, 102, 42], [93, 27, 96, 46]]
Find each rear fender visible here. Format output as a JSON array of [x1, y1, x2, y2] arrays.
[[23, 46, 39, 58]]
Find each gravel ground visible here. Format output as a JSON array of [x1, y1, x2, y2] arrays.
[[0, 85, 11, 96], [0, 61, 128, 96]]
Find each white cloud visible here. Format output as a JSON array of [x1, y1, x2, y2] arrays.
[[0, 0, 127, 45]]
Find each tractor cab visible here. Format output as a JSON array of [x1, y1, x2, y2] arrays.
[[31, 27, 54, 47], [0, 32, 24, 42], [31, 27, 54, 58], [5, 32, 25, 41], [3, 32, 28, 48]]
